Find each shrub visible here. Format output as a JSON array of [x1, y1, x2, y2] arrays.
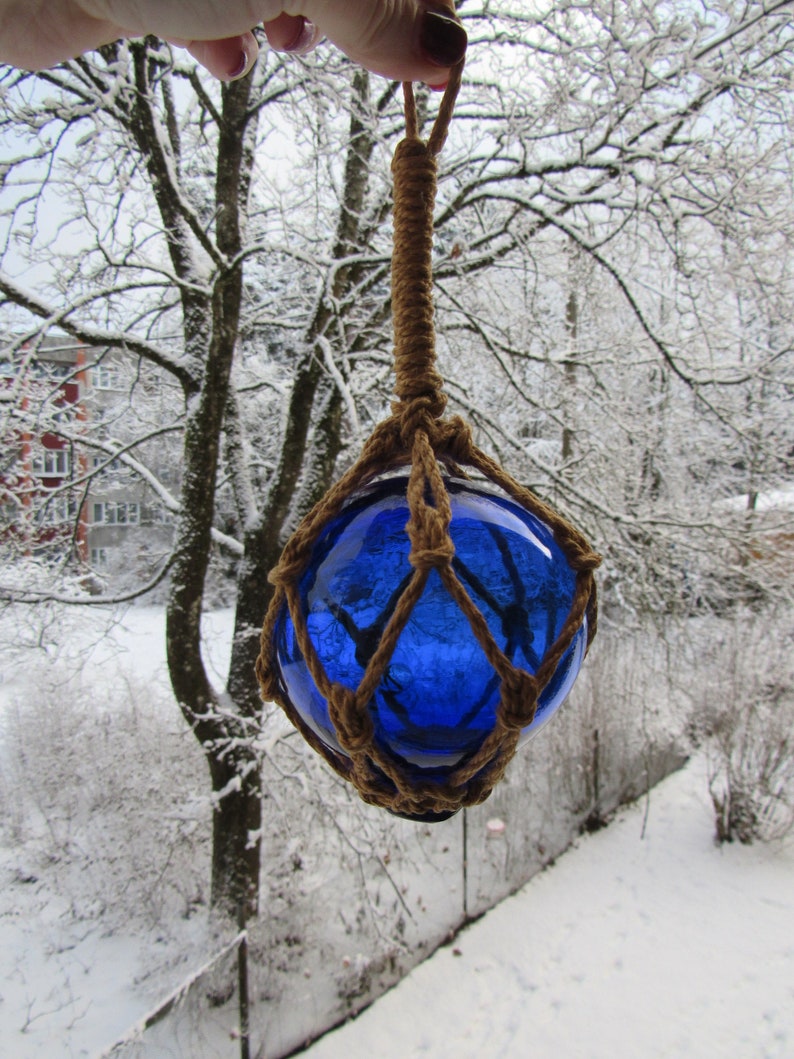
[[698, 609, 794, 844], [0, 664, 211, 930]]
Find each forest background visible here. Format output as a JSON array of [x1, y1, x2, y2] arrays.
[[1, 2, 793, 1055]]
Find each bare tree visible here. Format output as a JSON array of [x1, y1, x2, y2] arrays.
[[1, 1, 793, 917]]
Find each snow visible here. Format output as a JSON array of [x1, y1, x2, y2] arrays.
[[6, 758, 791, 1059], [302, 760, 794, 1059], [1, 604, 792, 1058], [719, 485, 794, 514], [0, 880, 155, 1057]]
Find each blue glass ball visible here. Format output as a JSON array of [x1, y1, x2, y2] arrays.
[[273, 476, 586, 780]]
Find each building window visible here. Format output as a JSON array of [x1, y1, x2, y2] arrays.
[[91, 365, 122, 390], [51, 400, 78, 426], [92, 454, 124, 473], [151, 505, 175, 525], [92, 501, 140, 525], [1, 500, 18, 524], [91, 547, 109, 568], [40, 495, 78, 525], [31, 449, 70, 476], [46, 364, 72, 380]]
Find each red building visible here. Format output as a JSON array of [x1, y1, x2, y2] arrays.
[[1, 339, 89, 563]]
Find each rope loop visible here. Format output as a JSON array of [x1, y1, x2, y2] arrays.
[[255, 56, 602, 820], [396, 393, 448, 448], [391, 70, 463, 447], [436, 415, 475, 463], [499, 669, 540, 732], [328, 684, 373, 754], [254, 652, 277, 702]]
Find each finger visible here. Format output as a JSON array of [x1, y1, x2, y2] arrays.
[[0, 4, 122, 69], [184, 31, 259, 81], [293, 0, 467, 83], [263, 13, 322, 55]]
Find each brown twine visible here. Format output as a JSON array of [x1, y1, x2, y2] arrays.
[[257, 62, 602, 819]]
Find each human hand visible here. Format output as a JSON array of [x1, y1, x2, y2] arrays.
[[0, 1, 467, 85]]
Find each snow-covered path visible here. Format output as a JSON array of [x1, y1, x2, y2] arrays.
[[301, 761, 794, 1059]]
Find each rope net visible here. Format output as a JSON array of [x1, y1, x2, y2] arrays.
[[256, 64, 601, 819]]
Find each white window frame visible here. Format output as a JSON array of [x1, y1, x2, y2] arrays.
[[31, 449, 70, 477], [91, 364, 122, 390], [92, 454, 124, 473], [151, 505, 175, 525], [40, 494, 77, 525], [92, 500, 140, 526]]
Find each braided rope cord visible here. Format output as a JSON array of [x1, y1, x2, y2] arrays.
[[257, 63, 601, 818]]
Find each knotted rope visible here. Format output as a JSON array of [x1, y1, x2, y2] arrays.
[[257, 63, 601, 818]]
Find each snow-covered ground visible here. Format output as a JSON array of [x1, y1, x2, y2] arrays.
[[2, 753, 793, 1059], [1, 604, 792, 1058], [302, 759, 794, 1059], [7, 752, 793, 1059]]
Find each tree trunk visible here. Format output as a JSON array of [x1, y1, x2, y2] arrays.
[[208, 750, 262, 918], [561, 287, 578, 467], [228, 69, 376, 719], [147, 64, 265, 918]]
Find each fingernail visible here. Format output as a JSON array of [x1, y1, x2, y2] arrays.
[[427, 81, 449, 92], [419, 9, 467, 68], [228, 43, 257, 80], [283, 16, 318, 54], [229, 51, 250, 79]]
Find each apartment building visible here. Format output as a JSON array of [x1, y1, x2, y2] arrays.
[[1, 335, 176, 588]]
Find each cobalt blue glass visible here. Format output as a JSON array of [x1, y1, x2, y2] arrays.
[[273, 475, 586, 783]]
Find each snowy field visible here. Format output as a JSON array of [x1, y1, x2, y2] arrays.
[[302, 759, 794, 1059], [1, 758, 791, 1058], [0, 604, 792, 1057], [0, 606, 221, 1058]]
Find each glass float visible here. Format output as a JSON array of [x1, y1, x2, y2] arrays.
[[260, 69, 600, 822], [272, 475, 587, 785]]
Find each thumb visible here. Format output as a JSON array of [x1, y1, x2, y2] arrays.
[[277, 1, 467, 83]]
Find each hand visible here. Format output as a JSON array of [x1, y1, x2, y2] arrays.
[[0, 1, 467, 85]]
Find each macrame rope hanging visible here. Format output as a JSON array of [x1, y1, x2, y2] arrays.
[[256, 63, 601, 819]]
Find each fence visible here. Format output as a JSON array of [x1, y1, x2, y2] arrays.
[[97, 624, 690, 1058], [99, 928, 253, 1059]]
